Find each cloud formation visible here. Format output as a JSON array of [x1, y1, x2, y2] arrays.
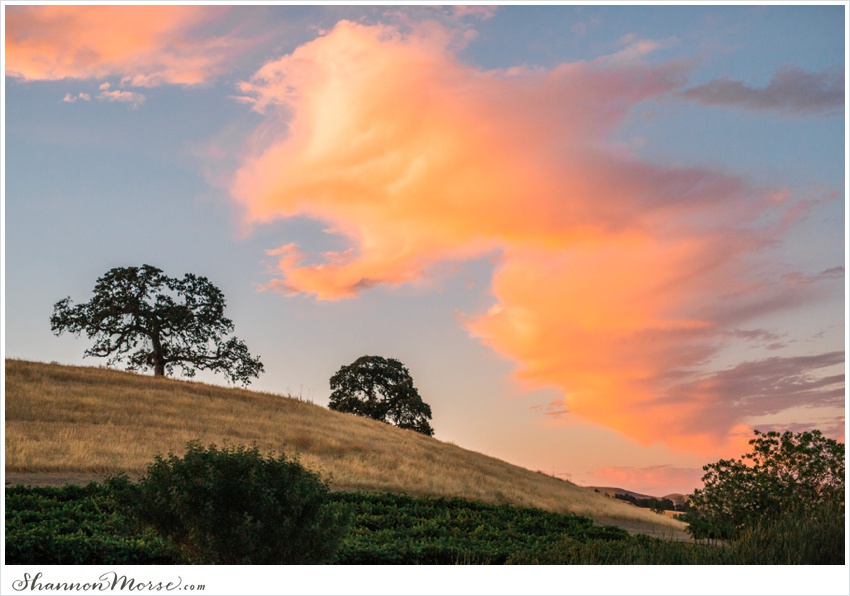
[[232, 20, 694, 296], [665, 352, 845, 420], [678, 66, 845, 117], [5, 5, 239, 86], [228, 20, 843, 452]]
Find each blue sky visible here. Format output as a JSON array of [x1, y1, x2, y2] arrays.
[[3, 3, 846, 498]]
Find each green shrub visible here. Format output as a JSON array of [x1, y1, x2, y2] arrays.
[[107, 441, 350, 564]]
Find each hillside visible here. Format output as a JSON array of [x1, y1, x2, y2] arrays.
[[4, 359, 689, 539]]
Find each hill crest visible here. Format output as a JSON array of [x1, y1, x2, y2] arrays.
[[591, 487, 688, 507]]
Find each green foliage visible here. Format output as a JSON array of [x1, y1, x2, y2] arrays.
[[106, 442, 350, 564], [330, 491, 628, 564], [7, 482, 842, 565], [328, 355, 434, 436], [5, 484, 174, 564], [50, 264, 263, 385], [509, 499, 846, 565], [686, 429, 845, 540], [8, 484, 625, 566]]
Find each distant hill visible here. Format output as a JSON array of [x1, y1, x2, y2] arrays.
[[590, 487, 688, 508], [4, 359, 689, 540]]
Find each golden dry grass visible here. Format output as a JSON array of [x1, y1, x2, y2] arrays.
[[4, 358, 689, 539]]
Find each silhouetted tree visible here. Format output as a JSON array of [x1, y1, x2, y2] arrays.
[[328, 355, 434, 436], [685, 429, 844, 540], [50, 264, 263, 385]]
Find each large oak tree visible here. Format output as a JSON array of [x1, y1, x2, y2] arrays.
[[51, 264, 264, 385]]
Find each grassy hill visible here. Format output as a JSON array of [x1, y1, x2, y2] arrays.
[[4, 359, 689, 539]]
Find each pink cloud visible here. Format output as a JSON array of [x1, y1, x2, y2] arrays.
[[227, 20, 843, 453], [66, 81, 145, 107], [5, 5, 242, 86], [97, 89, 146, 107], [62, 92, 90, 103]]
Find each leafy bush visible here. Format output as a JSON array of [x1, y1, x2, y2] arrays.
[[107, 441, 350, 564]]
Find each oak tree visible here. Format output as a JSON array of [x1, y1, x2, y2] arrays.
[[51, 264, 264, 385], [328, 355, 434, 436], [685, 429, 844, 540]]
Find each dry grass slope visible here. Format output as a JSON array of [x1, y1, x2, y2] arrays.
[[4, 359, 689, 539]]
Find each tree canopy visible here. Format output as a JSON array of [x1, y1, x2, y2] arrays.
[[51, 264, 264, 385], [685, 429, 845, 540], [328, 355, 434, 436]]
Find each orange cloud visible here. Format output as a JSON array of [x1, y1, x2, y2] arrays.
[[228, 20, 842, 452], [464, 234, 789, 454], [5, 5, 237, 86], [232, 21, 691, 292]]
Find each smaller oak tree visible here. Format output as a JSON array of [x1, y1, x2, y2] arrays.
[[51, 264, 263, 385], [328, 355, 434, 436]]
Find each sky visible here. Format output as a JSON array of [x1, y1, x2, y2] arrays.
[[2, 3, 847, 497]]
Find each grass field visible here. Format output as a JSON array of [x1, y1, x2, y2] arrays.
[[4, 358, 689, 540]]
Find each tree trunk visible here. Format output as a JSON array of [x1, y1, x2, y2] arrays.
[[154, 359, 166, 377], [151, 333, 166, 377]]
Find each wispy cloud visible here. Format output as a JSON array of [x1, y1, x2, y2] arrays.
[[763, 417, 846, 443], [63, 92, 90, 103], [530, 399, 570, 419], [664, 352, 845, 420], [100, 83, 144, 106], [452, 5, 498, 20], [98, 89, 146, 108], [678, 66, 844, 117], [227, 20, 843, 453], [5, 5, 243, 87]]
